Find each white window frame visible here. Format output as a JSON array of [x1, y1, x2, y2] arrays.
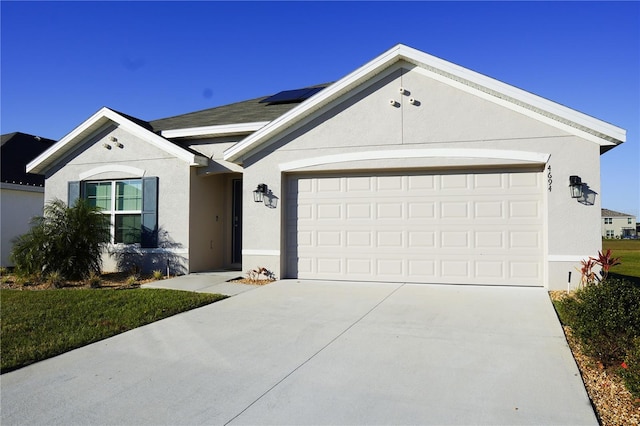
[[85, 179, 143, 245], [606, 230, 615, 238], [604, 217, 613, 224]]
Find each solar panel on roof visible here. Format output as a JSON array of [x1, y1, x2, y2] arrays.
[[260, 87, 324, 104]]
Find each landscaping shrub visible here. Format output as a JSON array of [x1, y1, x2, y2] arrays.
[[11, 199, 110, 281], [86, 272, 102, 289], [621, 338, 640, 399], [46, 271, 64, 289], [556, 278, 640, 366]]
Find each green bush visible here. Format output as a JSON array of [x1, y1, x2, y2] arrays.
[[86, 272, 102, 289], [621, 338, 640, 398], [46, 270, 64, 289], [10, 199, 110, 281], [555, 277, 640, 366]]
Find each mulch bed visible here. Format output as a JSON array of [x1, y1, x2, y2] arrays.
[[550, 291, 640, 425], [0, 272, 157, 291], [228, 278, 275, 286]]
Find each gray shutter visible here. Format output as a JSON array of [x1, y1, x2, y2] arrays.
[[141, 177, 158, 248], [68, 181, 80, 206]]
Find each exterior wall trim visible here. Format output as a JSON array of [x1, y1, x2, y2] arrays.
[[79, 165, 146, 180], [161, 122, 269, 139], [548, 255, 591, 262], [279, 149, 550, 171], [108, 246, 188, 254]]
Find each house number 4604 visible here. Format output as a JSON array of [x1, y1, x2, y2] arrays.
[[547, 165, 552, 192]]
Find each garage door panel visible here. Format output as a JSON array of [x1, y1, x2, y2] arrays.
[[287, 171, 543, 286]]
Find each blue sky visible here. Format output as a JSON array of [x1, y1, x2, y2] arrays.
[[2, 1, 638, 217]]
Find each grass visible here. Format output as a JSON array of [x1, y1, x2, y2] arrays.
[[603, 238, 640, 279], [0, 288, 226, 373]]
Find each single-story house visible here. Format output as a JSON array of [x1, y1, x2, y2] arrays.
[[27, 44, 626, 289], [601, 208, 637, 239], [1, 132, 56, 267]]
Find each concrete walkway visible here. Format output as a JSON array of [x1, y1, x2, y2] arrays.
[[1, 280, 598, 425], [141, 270, 259, 296]]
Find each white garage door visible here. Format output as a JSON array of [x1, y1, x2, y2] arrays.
[[286, 170, 543, 286]]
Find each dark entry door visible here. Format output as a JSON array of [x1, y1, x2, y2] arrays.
[[232, 179, 242, 265]]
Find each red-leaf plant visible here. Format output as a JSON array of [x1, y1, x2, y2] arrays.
[[578, 257, 598, 288], [590, 249, 622, 282]]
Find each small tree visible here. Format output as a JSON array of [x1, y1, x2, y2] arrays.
[[11, 198, 110, 280]]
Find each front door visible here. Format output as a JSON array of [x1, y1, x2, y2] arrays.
[[232, 179, 242, 265]]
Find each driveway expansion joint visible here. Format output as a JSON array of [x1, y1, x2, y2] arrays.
[[223, 282, 406, 425]]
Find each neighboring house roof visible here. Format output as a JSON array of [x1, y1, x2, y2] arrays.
[[224, 43, 626, 162], [27, 107, 208, 175], [602, 208, 635, 218], [1, 132, 55, 186]]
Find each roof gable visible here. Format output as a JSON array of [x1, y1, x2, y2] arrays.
[[224, 44, 626, 162], [27, 107, 208, 174]]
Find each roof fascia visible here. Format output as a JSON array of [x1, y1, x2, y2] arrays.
[[28, 108, 207, 174], [161, 121, 269, 139], [224, 44, 625, 163]]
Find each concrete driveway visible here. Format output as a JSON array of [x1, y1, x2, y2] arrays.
[[1, 280, 597, 425]]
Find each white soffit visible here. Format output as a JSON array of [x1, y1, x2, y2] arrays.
[[224, 44, 625, 162], [161, 121, 269, 139], [27, 107, 208, 174]]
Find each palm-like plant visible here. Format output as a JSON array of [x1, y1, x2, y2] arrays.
[[11, 199, 110, 280]]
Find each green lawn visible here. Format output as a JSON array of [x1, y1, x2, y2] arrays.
[[603, 238, 640, 279], [0, 289, 226, 373]]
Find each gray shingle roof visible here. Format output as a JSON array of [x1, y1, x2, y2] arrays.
[[149, 84, 330, 131], [602, 208, 635, 217]]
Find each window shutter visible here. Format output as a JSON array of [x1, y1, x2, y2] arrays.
[[68, 181, 80, 206], [141, 176, 159, 248]]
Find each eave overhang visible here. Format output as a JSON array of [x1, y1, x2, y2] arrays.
[[224, 44, 626, 163], [27, 107, 208, 174]]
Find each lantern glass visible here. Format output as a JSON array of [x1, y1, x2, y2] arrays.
[[570, 184, 583, 199], [263, 190, 278, 209], [253, 188, 263, 203], [569, 176, 583, 199]]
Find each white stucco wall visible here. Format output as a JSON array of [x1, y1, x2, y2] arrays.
[[239, 63, 603, 289], [1, 184, 45, 267]]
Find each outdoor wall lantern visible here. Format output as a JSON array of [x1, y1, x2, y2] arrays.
[[253, 183, 278, 208], [253, 184, 268, 203], [569, 175, 584, 199]]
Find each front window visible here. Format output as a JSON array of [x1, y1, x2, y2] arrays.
[[629, 218, 633, 225], [85, 179, 143, 244], [606, 230, 615, 238], [604, 218, 612, 224]]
